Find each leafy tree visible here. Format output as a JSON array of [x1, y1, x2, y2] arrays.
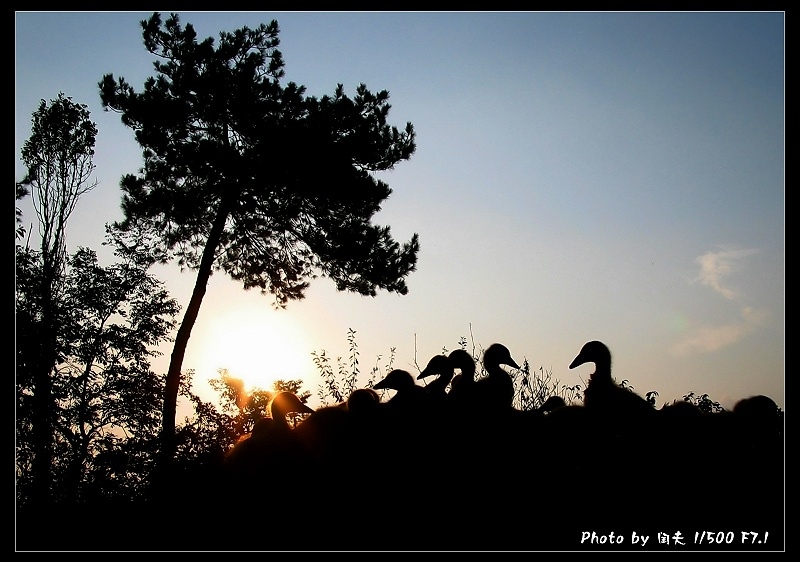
[[16, 92, 98, 506], [18, 92, 98, 266], [15, 239, 180, 506], [98, 12, 420, 471], [16, 181, 28, 240], [208, 368, 273, 436]]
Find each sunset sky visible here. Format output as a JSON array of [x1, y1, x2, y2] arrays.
[[15, 11, 784, 412]]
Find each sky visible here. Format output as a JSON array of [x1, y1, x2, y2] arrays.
[[15, 11, 785, 414]]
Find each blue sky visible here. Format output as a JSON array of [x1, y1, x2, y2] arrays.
[[15, 11, 785, 411]]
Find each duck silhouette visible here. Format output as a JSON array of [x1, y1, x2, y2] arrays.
[[569, 340, 653, 419], [374, 368, 431, 414], [373, 369, 437, 476], [567, 340, 658, 523], [539, 395, 567, 414], [269, 391, 315, 425], [417, 354, 455, 402], [447, 349, 477, 406], [475, 343, 519, 414], [223, 391, 315, 493]]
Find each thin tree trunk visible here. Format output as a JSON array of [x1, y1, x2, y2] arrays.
[[29, 260, 58, 508], [30, 355, 53, 507], [155, 196, 233, 496]]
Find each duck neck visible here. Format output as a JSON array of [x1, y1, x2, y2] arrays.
[[429, 371, 454, 394], [590, 361, 613, 383], [270, 406, 294, 430], [485, 361, 508, 378]]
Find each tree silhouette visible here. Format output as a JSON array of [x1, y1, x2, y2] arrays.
[[16, 92, 98, 506], [15, 240, 180, 507], [99, 12, 420, 478]]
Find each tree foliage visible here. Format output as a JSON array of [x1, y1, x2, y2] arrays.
[[18, 92, 98, 275], [99, 12, 419, 305], [98, 12, 421, 466], [16, 92, 98, 506], [15, 241, 180, 506]]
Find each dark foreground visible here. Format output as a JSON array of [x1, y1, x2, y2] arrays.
[[17, 402, 785, 552]]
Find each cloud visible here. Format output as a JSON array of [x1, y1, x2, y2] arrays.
[[670, 306, 769, 357], [673, 247, 767, 357], [692, 247, 758, 300]]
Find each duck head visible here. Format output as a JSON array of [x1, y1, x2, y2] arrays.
[[374, 369, 416, 391], [569, 340, 612, 379], [269, 391, 315, 421], [483, 343, 520, 371], [346, 388, 381, 415], [417, 354, 452, 380], [448, 349, 476, 375]]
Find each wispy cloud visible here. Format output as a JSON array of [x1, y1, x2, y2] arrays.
[[671, 306, 769, 357], [693, 247, 758, 300], [671, 247, 765, 357]]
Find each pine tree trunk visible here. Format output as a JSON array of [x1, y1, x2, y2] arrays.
[[154, 197, 232, 498]]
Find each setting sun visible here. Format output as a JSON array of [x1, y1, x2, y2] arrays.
[[190, 304, 314, 394]]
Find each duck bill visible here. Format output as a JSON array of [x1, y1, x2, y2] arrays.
[[569, 354, 587, 369]]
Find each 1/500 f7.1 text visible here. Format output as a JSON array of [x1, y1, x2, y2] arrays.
[[694, 531, 768, 545]]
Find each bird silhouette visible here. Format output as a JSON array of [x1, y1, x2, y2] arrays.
[[417, 353, 455, 402], [269, 391, 315, 426], [475, 343, 520, 414], [373, 368, 441, 476], [223, 391, 315, 487], [539, 395, 567, 414], [293, 401, 355, 470], [374, 368, 431, 414], [447, 349, 477, 405], [345, 387, 382, 417], [733, 394, 782, 439], [569, 340, 653, 419], [448, 343, 522, 477], [566, 340, 660, 525]]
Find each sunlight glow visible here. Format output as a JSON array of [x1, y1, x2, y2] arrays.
[[191, 306, 313, 393]]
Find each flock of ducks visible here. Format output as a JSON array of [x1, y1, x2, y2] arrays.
[[216, 340, 783, 551]]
